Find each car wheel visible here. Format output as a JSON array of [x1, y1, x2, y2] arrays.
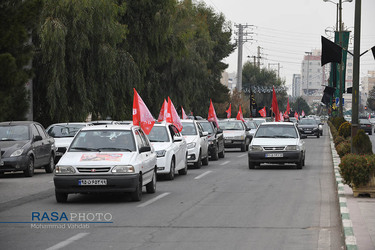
[[166, 158, 175, 180], [241, 143, 246, 152], [370, 131, 373, 135], [131, 175, 143, 201], [45, 154, 55, 173], [194, 151, 202, 169], [218, 148, 225, 158], [202, 154, 209, 166], [248, 160, 255, 169], [146, 169, 156, 193], [178, 155, 188, 175], [55, 191, 68, 203], [296, 159, 303, 169], [211, 146, 219, 161], [24, 156, 34, 177], [317, 134, 320, 138]]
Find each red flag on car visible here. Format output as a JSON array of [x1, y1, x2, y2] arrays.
[[272, 86, 280, 122], [207, 99, 220, 128], [301, 110, 305, 117], [294, 111, 299, 120], [286, 98, 290, 114], [132, 88, 155, 134], [166, 97, 183, 132], [157, 99, 168, 122], [280, 112, 284, 121], [259, 107, 267, 117], [225, 103, 231, 118], [181, 106, 189, 119], [236, 105, 245, 122]]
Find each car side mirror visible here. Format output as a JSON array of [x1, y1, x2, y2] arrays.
[[246, 127, 251, 131], [139, 146, 151, 153], [202, 131, 208, 137], [217, 129, 223, 134], [34, 135, 43, 142], [174, 136, 183, 142]]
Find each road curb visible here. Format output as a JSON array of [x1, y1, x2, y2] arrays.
[[329, 130, 358, 250]]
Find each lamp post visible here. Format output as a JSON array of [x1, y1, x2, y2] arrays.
[[323, 0, 353, 117], [305, 52, 312, 97]]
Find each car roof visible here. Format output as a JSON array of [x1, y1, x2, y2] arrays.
[[48, 122, 90, 126], [79, 124, 137, 131], [260, 122, 295, 126], [0, 121, 36, 126]]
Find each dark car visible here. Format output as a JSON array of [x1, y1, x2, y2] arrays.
[[359, 118, 373, 135], [0, 121, 56, 177], [297, 118, 320, 138], [197, 120, 225, 160]]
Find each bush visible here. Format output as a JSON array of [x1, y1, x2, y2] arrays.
[[336, 141, 351, 158], [338, 121, 351, 138], [339, 154, 374, 188], [352, 129, 373, 155], [334, 135, 345, 147], [332, 117, 346, 130]]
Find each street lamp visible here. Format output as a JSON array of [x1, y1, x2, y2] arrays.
[[323, 0, 353, 117]]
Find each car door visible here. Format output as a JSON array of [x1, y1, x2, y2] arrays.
[[196, 122, 208, 158], [169, 125, 185, 169], [136, 129, 155, 184], [35, 123, 53, 165], [30, 124, 44, 167]]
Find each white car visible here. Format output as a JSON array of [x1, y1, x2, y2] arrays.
[[181, 120, 209, 168], [46, 122, 92, 163], [147, 122, 188, 180], [218, 119, 251, 152], [53, 125, 157, 202], [248, 122, 306, 169]]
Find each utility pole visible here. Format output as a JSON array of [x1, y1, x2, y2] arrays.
[[305, 52, 312, 96], [235, 24, 253, 91], [338, 0, 344, 117], [257, 46, 262, 68]]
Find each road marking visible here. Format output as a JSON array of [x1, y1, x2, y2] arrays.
[[194, 171, 212, 180], [48, 181, 53, 183], [220, 161, 230, 166], [137, 192, 170, 208], [237, 153, 247, 158], [46, 232, 89, 250]]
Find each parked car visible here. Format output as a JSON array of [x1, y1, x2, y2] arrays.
[[248, 122, 306, 169], [197, 120, 225, 160], [147, 122, 187, 180], [181, 120, 209, 168], [53, 124, 157, 202], [218, 119, 251, 152], [0, 121, 56, 177], [359, 118, 373, 135], [46, 122, 92, 163], [244, 119, 258, 139], [297, 118, 320, 138]]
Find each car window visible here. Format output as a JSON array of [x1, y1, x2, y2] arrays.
[[0, 125, 30, 141], [255, 125, 298, 138], [138, 129, 150, 148], [70, 130, 136, 152], [35, 124, 47, 139], [245, 121, 257, 129], [148, 126, 170, 142], [47, 124, 85, 138], [31, 124, 39, 138], [199, 122, 214, 134], [299, 119, 317, 125], [218, 121, 244, 130], [169, 125, 181, 138], [181, 122, 197, 136]]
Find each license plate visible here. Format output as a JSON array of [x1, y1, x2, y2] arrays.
[[265, 153, 283, 158], [304, 131, 312, 133], [225, 140, 232, 143], [78, 179, 107, 186]]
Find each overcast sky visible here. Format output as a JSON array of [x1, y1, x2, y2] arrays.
[[199, 0, 375, 88]]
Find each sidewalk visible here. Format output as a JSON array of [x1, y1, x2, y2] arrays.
[[330, 132, 375, 250]]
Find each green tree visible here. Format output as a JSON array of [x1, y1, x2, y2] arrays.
[[290, 96, 311, 116], [367, 85, 375, 111], [0, 0, 42, 121]]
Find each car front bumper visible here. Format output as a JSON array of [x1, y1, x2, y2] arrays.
[[299, 130, 319, 136], [248, 150, 303, 164], [54, 174, 139, 194], [0, 155, 29, 172], [156, 157, 170, 174], [223, 139, 246, 148], [187, 147, 199, 163]]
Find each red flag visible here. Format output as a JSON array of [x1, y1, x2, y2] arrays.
[[207, 99, 219, 128], [286, 98, 290, 114], [369, 113, 371, 120], [166, 97, 183, 132], [272, 86, 280, 122], [280, 112, 284, 121], [301, 110, 305, 117], [225, 103, 231, 118], [294, 111, 299, 120], [157, 99, 168, 122], [259, 107, 267, 117], [181, 106, 189, 120], [132, 88, 155, 134], [236, 105, 245, 122]]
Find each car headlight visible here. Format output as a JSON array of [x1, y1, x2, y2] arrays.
[[249, 145, 263, 151], [156, 150, 166, 157], [235, 135, 245, 140], [187, 142, 196, 149], [10, 149, 24, 157], [55, 166, 76, 175], [285, 145, 299, 151], [112, 165, 135, 173]]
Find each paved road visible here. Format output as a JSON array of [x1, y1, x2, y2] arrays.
[[0, 127, 344, 249]]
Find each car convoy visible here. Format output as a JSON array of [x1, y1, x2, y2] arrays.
[[5, 114, 373, 203]]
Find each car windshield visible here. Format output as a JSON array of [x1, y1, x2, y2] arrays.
[[47, 124, 86, 138], [218, 121, 244, 130], [299, 119, 317, 125], [255, 125, 298, 138], [0, 125, 30, 141], [359, 119, 370, 124], [69, 130, 136, 152], [147, 126, 170, 142], [245, 121, 257, 129], [181, 122, 197, 136], [199, 122, 214, 134]]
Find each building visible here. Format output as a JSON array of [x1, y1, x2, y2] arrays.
[[292, 74, 301, 97], [361, 70, 375, 108]]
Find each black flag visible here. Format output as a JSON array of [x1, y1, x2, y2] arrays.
[[372, 46, 375, 60], [321, 36, 342, 66], [321, 86, 335, 106]]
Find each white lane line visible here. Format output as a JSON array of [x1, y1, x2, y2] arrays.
[[194, 171, 212, 180], [46, 232, 90, 250], [237, 153, 247, 158], [48, 181, 53, 183], [220, 161, 230, 166], [137, 192, 170, 208]]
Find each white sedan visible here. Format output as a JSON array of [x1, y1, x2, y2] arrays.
[[248, 122, 306, 169], [147, 122, 188, 180]]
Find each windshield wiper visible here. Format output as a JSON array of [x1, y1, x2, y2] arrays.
[[1, 138, 16, 141], [70, 147, 98, 151], [275, 135, 296, 138], [97, 147, 133, 152]]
